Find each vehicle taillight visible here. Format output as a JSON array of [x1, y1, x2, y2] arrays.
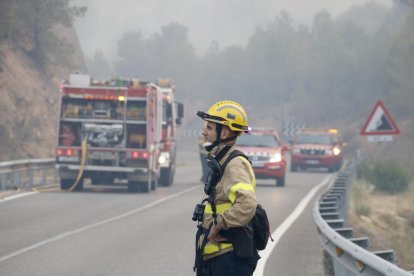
[[128, 150, 148, 159], [142, 151, 148, 159], [126, 150, 148, 159], [57, 148, 79, 156]]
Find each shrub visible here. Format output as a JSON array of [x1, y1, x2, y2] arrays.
[[352, 180, 373, 217], [358, 160, 412, 194], [356, 202, 371, 217], [399, 209, 414, 228]]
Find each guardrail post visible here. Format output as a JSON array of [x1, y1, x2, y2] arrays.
[[41, 169, 48, 186], [53, 168, 58, 185], [28, 169, 34, 189], [14, 171, 21, 190], [333, 259, 350, 276], [0, 174, 6, 191]]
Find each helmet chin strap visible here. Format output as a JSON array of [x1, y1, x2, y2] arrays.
[[204, 124, 237, 153], [204, 124, 222, 152], [204, 140, 219, 152]]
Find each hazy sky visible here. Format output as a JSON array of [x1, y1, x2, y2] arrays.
[[74, 0, 390, 60]]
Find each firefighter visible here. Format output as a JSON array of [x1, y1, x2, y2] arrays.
[[194, 100, 259, 276]]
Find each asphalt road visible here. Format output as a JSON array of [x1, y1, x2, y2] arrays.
[[0, 141, 334, 276]]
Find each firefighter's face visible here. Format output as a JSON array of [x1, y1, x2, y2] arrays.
[[202, 121, 232, 143], [202, 121, 218, 143]]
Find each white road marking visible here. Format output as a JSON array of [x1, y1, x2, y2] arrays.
[[0, 185, 199, 263], [254, 175, 333, 276], [0, 191, 39, 202]]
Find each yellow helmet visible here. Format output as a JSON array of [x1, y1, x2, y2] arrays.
[[197, 100, 249, 132]]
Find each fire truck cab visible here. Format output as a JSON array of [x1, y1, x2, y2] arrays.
[[156, 79, 183, 186]]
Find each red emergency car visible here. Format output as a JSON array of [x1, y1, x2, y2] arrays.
[[290, 128, 345, 172], [236, 128, 287, 187]]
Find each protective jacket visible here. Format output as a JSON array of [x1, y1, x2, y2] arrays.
[[201, 145, 257, 260]]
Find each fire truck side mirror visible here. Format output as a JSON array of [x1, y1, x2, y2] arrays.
[[176, 102, 184, 125]]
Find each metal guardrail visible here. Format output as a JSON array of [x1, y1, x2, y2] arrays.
[[313, 163, 414, 275], [0, 158, 56, 193]]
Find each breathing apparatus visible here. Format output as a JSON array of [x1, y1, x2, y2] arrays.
[[192, 147, 226, 223]]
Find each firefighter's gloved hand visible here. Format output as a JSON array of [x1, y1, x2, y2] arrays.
[[208, 224, 227, 245]]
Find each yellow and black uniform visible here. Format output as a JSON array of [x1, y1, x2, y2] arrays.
[[195, 100, 259, 276], [200, 146, 259, 276]]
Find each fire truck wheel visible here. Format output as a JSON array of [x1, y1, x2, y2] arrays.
[[276, 176, 285, 187], [159, 167, 173, 187], [60, 178, 84, 191], [128, 181, 139, 193], [140, 181, 151, 193], [73, 178, 84, 191], [60, 179, 73, 190], [151, 179, 157, 190]]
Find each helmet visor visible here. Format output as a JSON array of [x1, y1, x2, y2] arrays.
[[197, 111, 227, 124]]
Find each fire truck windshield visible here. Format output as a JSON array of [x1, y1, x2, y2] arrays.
[[296, 134, 332, 145], [237, 134, 279, 148]]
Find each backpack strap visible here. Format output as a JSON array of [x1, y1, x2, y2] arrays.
[[220, 149, 250, 172]]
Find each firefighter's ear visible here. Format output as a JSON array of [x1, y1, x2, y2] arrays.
[[220, 126, 230, 139]]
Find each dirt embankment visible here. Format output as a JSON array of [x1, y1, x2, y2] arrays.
[[0, 27, 85, 162]]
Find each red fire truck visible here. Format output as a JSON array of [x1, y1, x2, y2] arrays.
[[156, 80, 183, 186], [55, 73, 164, 193]]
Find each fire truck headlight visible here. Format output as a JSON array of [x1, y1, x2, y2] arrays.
[[332, 147, 341, 156], [159, 155, 167, 164]]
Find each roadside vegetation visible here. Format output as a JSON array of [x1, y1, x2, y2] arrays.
[[0, 0, 86, 70], [349, 160, 414, 271], [358, 159, 412, 194]]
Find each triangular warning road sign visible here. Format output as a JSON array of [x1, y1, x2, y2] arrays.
[[360, 100, 400, 135]]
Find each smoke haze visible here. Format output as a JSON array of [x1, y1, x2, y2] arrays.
[[74, 0, 390, 60]]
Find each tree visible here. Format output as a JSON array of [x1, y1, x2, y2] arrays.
[[1, 0, 86, 68], [114, 22, 198, 99], [0, 0, 13, 41], [87, 50, 114, 79], [386, 11, 414, 118]]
